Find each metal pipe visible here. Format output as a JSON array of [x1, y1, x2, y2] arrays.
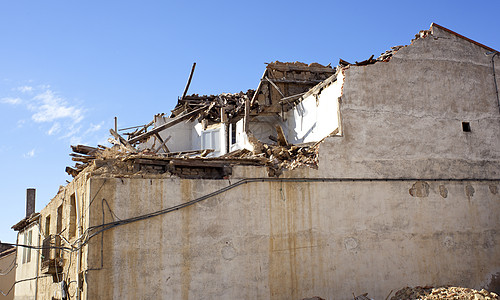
[[74, 187, 81, 300], [491, 52, 499, 113], [34, 216, 41, 300]]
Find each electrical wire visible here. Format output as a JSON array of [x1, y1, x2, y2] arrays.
[[80, 176, 500, 249], [2, 242, 73, 252], [0, 254, 16, 276], [10, 176, 500, 257], [0, 274, 52, 296]]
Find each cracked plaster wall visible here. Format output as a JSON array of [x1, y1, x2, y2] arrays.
[[32, 25, 500, 300]]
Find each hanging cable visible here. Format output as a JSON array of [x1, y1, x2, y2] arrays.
[[0, 274, 52, 296], [80, 176, 500, 249]]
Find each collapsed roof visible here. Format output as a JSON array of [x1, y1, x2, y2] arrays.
[[66, 23, 489, 180]]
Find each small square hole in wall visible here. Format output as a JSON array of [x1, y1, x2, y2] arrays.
[[462, 122, 471, 132]]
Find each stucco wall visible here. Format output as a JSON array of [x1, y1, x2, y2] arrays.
[[32, 174, 90, 300], [318, 25, 500, 180], [13, 223, 39, 300], [0, 250, 16, 300], [84, 174, 500, 300], [83, 25, 500, 299], [286, 72, 342, 144]]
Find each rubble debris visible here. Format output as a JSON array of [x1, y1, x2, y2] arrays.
[[390, 286, 499, 300], [275, 124, 289, 147], [251, 61, 335, 114], [67, 136, 321, 178], [129, 104, 212, 144], [377, 45, 404, 62], [65, 61, 336, 178], [353, 293, 372, 300], [170, 91, 252, 124]]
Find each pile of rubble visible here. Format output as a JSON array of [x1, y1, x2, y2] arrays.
[[64, 61, 335, 178], [338, 29, 432, 68], [66, 138, 321, 178], [390, 286, 499, 300], [170, 90, 254, 123], [66, 123, 324, 178]]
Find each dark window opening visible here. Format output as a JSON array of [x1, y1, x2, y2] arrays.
[[69, 194, 76, 238], [462, 122, 471, 132], [231, 124, 237, 144], [45, 215, 51, 236], [56, 205, 63, 257]]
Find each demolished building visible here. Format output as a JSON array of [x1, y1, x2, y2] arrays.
[[11, 23, 500, 299]]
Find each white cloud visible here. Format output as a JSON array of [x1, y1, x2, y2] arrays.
[[16, 86, 33, 93], [3, 82, 102, 143], [23, 148, 35, 158], [47, 122, 61, 135], [60, 124, 82, 141], [31, 90, 84, 123], [1, 97, 22, 105], [85, 121, 104, 134]]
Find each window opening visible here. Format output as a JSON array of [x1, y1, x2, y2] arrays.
[[56, 205, 63, 257], [23, 230, 32, 264], [69, 193, 76, 238], [45, 215, 51, 237], [231, 124, 237, 144], [462, 122, 471, 132]]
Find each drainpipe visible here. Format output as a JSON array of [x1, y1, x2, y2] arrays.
[[35, 216, 40, 300], [491, 52, 500, 113], [74, 186, 81, 300]]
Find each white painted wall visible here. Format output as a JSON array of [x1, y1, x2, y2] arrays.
[[229, 119, 253, 152], [14, 222, 40, 300], [141, 118, 227, 156], [286, 73, 342, 143], [199, 123, 226, 157], [151, 117, 194, 153]]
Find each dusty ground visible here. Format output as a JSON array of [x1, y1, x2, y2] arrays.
[[389, 286, 499, 300]]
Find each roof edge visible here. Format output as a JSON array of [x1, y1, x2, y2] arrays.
[[431, 23, 498, 53]]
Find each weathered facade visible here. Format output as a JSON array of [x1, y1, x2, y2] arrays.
[[0, 246, 16, 300], [12, 23, 500, 299]]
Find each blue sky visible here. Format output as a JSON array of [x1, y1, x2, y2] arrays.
[[1, 0, 499, 243]]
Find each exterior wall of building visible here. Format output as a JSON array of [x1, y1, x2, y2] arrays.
[[248, 115, 283, 144], [13, 223, 39, 300], [317, 25, 500, 180], [286, 72, 342, 144], [0, 249, 16, 300], [83, 25, 500, 300], [84, 174, 500, 300], [30, 174, 90, 300], [15, 25, 500, 299]]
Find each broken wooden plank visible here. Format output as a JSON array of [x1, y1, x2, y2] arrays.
[[279, 92, 306, 105], [71, 145, 99, 155], [154, 134, 171, 153], [250, 69, 268, 107], [128, 105, 209, 144], [262, 78, 323, 84], [69, 153, 96, 159], [109, 129, 138, 153], [275, 124, 289, 147], [265, 76, 285, 98], [71, 157, 93, 163], [339, 58, 351, 67], [182, 62, 197, 99], [65, 166, 79, 177]]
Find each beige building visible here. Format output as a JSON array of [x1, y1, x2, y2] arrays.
[[12, 23, 500, 299], [0, 246, 16, 300]]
